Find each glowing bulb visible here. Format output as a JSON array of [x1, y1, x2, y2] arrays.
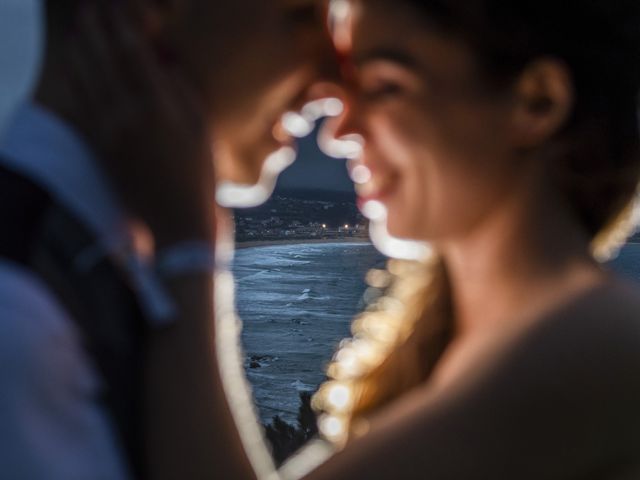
[[279, 98, 345, 141], [323, 97, 344, 117], [361, 200, 386, 222], [329, 0, 353, 53], [327, 345, 363, 379], [319, 415, 345, 439], [319, 131, 364, 160], [262, 146, 296, 175], [301, 97, 344, 123], [327, 384, 351, 411], [352, 338, 385, 366], [322, 224, 327, 228], [350, 165, 372, 184], [360, 317, 398, 344], [378, 296, 405, 314], [216, 147, 296, 208], [335, 347, 357, 369], [344, 224, 349, 229], [216, 183, 270, 209], [281, 111, 314, 138], [365, 268, 391, 289], [368, 218, 432, 261], [329, 0, 350, 22]]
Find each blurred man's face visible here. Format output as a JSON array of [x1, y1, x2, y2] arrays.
[[160, 0, 333, 188]]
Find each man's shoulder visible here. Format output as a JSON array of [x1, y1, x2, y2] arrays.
[[0, 259, 65, 315], [0, 261, 130, 480], [0, 260, 79, 355]]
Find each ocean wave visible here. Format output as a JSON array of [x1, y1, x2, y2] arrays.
[[297, 288, 311, 301], [290, 379, 315, 391]]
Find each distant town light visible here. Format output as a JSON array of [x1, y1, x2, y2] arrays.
[[322, 224, 327, 228], [344, 224, 349, 229]]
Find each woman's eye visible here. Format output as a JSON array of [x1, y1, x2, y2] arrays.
[[356, 60, 419, 102], [361, 81, 404, 100]]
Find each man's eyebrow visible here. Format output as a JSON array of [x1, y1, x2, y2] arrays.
[[352, 48, 420, 70]]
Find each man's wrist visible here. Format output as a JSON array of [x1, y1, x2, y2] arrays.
[[155, 241, 219, 279], [151, 219, 215, 250]]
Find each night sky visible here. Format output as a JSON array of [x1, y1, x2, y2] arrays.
[[276, 126, 355, 193]]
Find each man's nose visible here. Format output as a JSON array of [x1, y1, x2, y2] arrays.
[[317, 95, 364, 160], [324, 91, 363, 141]]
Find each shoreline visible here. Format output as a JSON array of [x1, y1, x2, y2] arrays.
[[235, 239, 640, 251], [236, 237, 372, 250]]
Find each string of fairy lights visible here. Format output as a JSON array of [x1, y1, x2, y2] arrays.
[[311, 255, 437, 446]]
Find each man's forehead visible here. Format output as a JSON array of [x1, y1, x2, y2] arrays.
[[184, 0, 322, 35]]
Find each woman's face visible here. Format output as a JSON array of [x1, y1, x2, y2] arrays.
[[330, 0, 526, 243]]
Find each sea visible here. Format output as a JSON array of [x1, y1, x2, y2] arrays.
[[234, 242, 385, 424], [234, 241, 640, 425]]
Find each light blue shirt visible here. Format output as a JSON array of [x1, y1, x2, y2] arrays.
[[0, 103, 171, 479]]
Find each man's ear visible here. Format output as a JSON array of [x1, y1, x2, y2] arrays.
[[509, 58, 574, 149]]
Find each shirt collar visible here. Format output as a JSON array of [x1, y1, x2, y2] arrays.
[[0, 102, 130, 252], [0, 102, 176, 324]]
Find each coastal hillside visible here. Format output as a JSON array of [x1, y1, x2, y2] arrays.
[[233, 189, 368, 242]]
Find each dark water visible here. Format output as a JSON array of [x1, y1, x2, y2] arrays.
[[234, 242, 385, 423], [234, 242, 640, 423], [607, 243, 640, 280]]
